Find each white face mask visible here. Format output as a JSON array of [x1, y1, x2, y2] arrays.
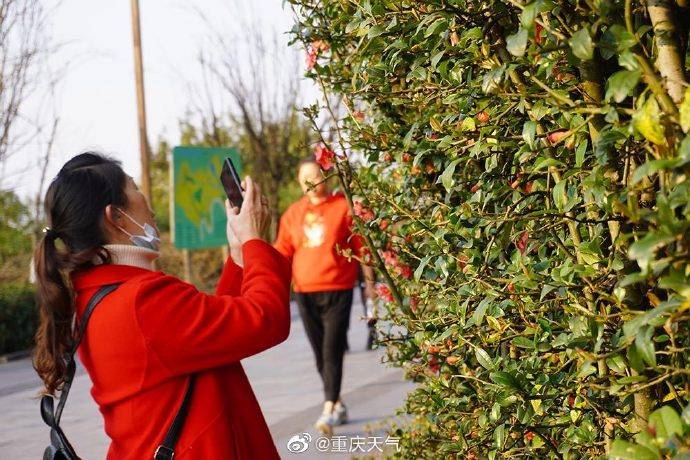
[[116, 208, 161, 251]]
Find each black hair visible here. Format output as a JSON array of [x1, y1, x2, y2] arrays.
[[34, 152, 128, 394]]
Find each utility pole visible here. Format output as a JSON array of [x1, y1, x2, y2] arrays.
[[130, 0, 152, 204]]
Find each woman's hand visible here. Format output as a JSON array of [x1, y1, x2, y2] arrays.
[[225, 176, 270, 265]]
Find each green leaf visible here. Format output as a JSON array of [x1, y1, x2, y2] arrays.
[[475, 347, 495, 370], [575, 140, 588, 167], [506, 28, 528, 57], [494, 423, 506, 448], [424, 18, 447, 38], [552, 180, 567, 211], [461, 117, 476, 132], [403, 123, 418, 149], [681, 402, 690, 425], [619, 50, 640, 71], [635, 325, 656, 368], [626, 340, 646, 372], [609, 440, 659, 460], [367, 25, 385, 39], [648, 406, 683, 439], [605, 70, 641, 103], [512, 336, 534, 349], [431, 50, 445, 69], [540, 284, 557, 300], [414, 255, 433, 281], [471, 297, 491, 326], [631, 158, 682, 185], [628, 232, 675, 270], [440, 159, 461, 192], [632, 96, 666, 145], [606, 355, 628, 374], [489, 371, 521, 390], [430, 116, 443, 132], [608, 24, 638, 51], [522, 120, 537, 149], [569, 28, 594, 60], [679, 136, 690, 163], [532, 157, 562, 170], [680, 87, 690, 133], [520, 1, 543, 28]]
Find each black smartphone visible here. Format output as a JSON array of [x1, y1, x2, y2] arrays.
[[220, 157, 244, 208]]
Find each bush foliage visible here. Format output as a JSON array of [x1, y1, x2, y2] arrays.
[[290, 0, 690, 458], [0, 284, 37, 355]]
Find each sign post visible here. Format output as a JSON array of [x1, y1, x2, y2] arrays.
[[171, 146, 242, 280]]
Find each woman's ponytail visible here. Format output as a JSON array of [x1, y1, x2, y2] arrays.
[[33, 231, 73, 394], [32, 152, 128, 395]]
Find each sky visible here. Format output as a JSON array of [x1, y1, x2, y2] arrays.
[[3, 0, 310, 199]]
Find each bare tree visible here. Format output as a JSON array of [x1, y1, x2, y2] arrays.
[[187, 7, 315, 237], [0, 0, 50, 180]]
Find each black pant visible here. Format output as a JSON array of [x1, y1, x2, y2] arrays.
[[295, 289, 353, 403]]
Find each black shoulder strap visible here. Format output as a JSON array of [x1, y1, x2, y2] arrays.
[[54, 283, 122, 423], [40, 282, 195, 460], [154, 375, 196, 460]]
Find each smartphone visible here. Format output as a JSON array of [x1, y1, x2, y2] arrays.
[[220, 157, 243, 208]]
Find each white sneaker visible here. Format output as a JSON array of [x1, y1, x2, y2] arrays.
[[315, 412, 334, 436], [333, 402, 348, 425]]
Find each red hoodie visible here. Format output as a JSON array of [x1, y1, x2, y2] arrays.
[[274, 192, 362, 293], [71, 239, 290, 459]]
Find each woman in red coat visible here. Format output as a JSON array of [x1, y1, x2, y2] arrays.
[[33, 152, 291, 459]]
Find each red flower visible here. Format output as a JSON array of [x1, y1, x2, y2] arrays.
[[306, 40, 330, 71], [379, 219, 390, 230], [402, 153, 412, 163], [353, 200, 375, 222], [410, 296, 419, 311], [306, 50, 317, 70], [314, 144, 336, 170], [524, 181, 533, 194], [476, 111, 490, 124], [470, 183, 482, 193], [524, 431, 535, 442], [547, 129, 569, 145], [353, 111, 365, 122], [517, 231, 529, 254], [400, 265, 413, 280], [535, 23, 544, 45], [568, 394, 576, 408], [311, 40, 330, 52], [376, 283, 394, 303], [507, 282, 515, 293], [458, 254, 469, 270], [510, 172, 523, 190], [381, 249, 399, 267], [428, 356, 441, 374], [382, 153, 393, 163], [446, 356, 460, 365]]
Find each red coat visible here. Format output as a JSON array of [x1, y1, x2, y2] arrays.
[[71, 239, 291, 459]]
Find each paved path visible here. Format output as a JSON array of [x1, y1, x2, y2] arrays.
[[0, 295, 413, 458]]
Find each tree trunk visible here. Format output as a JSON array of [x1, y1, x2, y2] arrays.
[[647, 0, 688, 103]]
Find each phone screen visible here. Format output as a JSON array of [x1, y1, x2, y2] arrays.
[[220, 158, 243, 208]]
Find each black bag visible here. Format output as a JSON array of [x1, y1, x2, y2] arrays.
[[40, 283, 196, 460]]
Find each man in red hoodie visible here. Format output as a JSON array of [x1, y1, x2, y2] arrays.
[[274, 158, 375, 435]]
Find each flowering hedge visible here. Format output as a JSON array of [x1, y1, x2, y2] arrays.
[[289, 0, 690, 458]]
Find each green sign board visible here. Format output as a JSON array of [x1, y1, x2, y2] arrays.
[[171, 146, 242, 249]]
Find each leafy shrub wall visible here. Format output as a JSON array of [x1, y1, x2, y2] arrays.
[[290, 0, 690, 458]]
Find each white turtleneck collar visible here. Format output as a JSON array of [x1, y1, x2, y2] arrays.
[[101, 244, 159, 270]]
